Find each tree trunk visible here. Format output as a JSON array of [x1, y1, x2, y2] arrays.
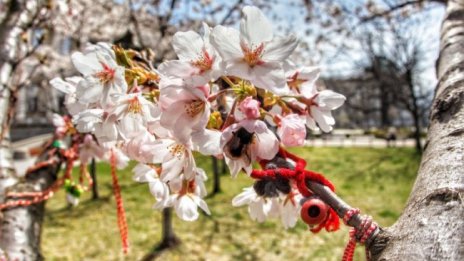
[[0, 1, 54, 259], [89, 159, 99, 200], [221, 157, 227, 175], [411, 100, 423, 153], [0, 158, 59, 261], [159, 208, 180, 249], [370, 1, 464, 259], [406, 69, 423, 153], [211, 156, 221, 195]]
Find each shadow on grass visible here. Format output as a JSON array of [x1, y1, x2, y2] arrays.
[[139, 237, 181, 261], [45, 195, 112, 222]]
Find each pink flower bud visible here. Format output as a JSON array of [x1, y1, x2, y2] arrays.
[[239, 97, 261, 120], [277, 114, 306, 146]]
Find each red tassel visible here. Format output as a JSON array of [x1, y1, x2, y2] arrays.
[[342, 229, 357, 261], [110, 150, 129, 254]]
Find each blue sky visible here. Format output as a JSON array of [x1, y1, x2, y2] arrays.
[[132, 0, 445, 90]]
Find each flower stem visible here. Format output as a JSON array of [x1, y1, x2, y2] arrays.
[[221, 99, 238, 131], [221, 76, 236, 87]]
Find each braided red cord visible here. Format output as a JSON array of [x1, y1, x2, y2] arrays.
[[24, 158, 59, 175], [0, 177, 65, 210], [79, 163, 93, 191], [342, 208, 377, 261], [110, 150, 129, 254], [0, 148, 66, 210]]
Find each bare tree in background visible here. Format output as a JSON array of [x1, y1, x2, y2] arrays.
[[354, 20, 435, 152]]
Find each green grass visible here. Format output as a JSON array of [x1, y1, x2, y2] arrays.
[[42, 147, 421, 261]]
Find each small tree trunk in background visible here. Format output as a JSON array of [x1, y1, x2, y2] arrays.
[[370, 1, 464, 259], [406, 69, 423, 153], [211, 156, 221, 195], [221, 158, 227, 174], [159, 208, 180, 249], [411, 103, 422, 153], [89, 158, 99, 200]]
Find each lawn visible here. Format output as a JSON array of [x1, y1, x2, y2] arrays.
[[42, 147, 421, 261]]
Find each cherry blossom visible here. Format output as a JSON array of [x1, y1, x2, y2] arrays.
[[71, 43, 127, 107], [72, 108, 118, 145], [104, 147, 129, 169], [277, 114, 307, 147], [238, 96, 261, 120], [282, 65, 345, 132], [159, 23, 222, 86], [233, 186, 303, 228], [232, 187, 280, 223], [46, 5, 349, 230], [149, 138, 197, 181], [210, 6, 298, 94], [110, 92, 158, 141], [159, 79, 211, 144], [122, 131, 159, 164], [297, 87, 346, 133], [79, 134, 105, 164], [221, 119, 279, 177], [50, 77, 87, 115], [132, 163, 170, 208], [166, 169, 210, 221], [285, 66, 320, 96], [279, 191, 303, 229], [52, 113, 74, 137]]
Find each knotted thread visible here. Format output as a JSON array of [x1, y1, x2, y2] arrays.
[[342, 208, 377, 261], [0, 147, 69, 210], [252, 147, 340, 233], [110, 150, 129, 254]]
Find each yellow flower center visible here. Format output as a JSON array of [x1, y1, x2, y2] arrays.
[[287, 72, 307, 94], [178, 179, 196, 196], [168, 144, 185, 160], [241, 42, 265, 67], [184, 100, 206, 117], [128, 97, 143, 114], [94, 62, 116, 84], [191, 49, 213, 73]]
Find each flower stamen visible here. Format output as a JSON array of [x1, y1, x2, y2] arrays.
[[287, 72, 307, 94], [94, 62, 116, 84], [128, 97, 143, 114], [191, 49, 213, 73], [184, 100, 206, 117], [241, 42, 265, 67], [168, 144, 185, 160]]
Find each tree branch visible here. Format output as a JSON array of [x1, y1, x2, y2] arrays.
[[361, 0, 446, 23], [267, 154, 385, 257]]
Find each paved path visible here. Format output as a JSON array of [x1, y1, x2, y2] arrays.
[[304, 136, 423, 148], [10, 133, 422, 176]]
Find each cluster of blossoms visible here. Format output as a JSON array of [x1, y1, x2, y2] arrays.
[[51, 6, 345, 227]]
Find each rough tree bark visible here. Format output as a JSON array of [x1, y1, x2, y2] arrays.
[[0, 153, 60, 261], [0, 1, 56, 260], [369, 0, 464, 259]]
